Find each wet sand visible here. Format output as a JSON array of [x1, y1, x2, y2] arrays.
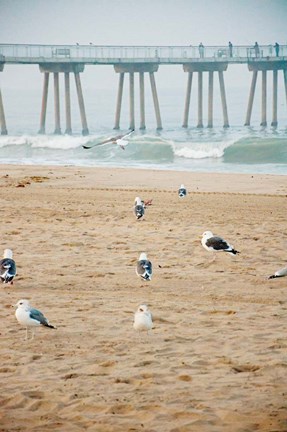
[[0, 165, 287, 431]]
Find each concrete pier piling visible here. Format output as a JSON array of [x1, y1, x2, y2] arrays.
[[139, 72, 145, 130], [197, 72, 203, 128], [218, 71, 229, 128], [0, 88, 7, 135], [260, 70, 267, 126], [53, 72, 61, 134], [182, 72, 193, 128], [114, 73, 124, 130], [129, 72, 135, 130], [39, 64, 88, 135], [114, 64, 161, 130], [271, 70, 278, 127], [39, 72, 49, 134], [244, 70, 258, 126], [64, 72, 72, 134], [74, 72, 89, 135], [207, 71, 214, 128]]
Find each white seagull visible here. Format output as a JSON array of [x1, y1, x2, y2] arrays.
[[201, 231, 240, 256], [133, 304, 153, 334], [15, 299, 56, 340], [178, 184, 187, 198], [0, 249, 16, 284], [83, 129, 134, 150], [268, 265, 287, 279], [136, 253, 152, 281]]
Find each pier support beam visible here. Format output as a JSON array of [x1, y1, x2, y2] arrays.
[[149, 72, 162, 130], [197, 72, 203, 128], [114, 73, 124, 130], [139, 72, 146, 130], [53, 72, 61, 134], [260, 70, 267, 126], [207, 71, 214, 128], [114, 64, 160, 129], [64, 72, 72, 134], [244, 70, 258, 126], [182, 72, 193, 128], [129, 72, 135, 130], [271, 70, 278, 127], [0, 88, 7, 135], [218, 71, 229, 127], [74, 72, 89, 135], [39, 72, 49, 134], [284, 69, 287, 115]]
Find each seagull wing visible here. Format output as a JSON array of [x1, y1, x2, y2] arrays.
[[29, 308, 54, 328], [206, 236, 230, 251]]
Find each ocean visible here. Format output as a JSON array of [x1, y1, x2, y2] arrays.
[[0, 70, 286, 175]]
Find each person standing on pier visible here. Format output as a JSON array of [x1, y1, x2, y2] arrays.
[[254, 42, 260, 57], [198, 42, 204, 58], [228, 41, 233, 57], [274, 42, 279, 56]]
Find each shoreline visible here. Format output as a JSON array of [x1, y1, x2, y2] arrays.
[[1, 163, 287, 195]]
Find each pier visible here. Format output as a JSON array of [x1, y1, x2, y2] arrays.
[[0, 43, 286, 135]]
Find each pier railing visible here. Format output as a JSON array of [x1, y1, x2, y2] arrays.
[[0, 44, 286, 64]]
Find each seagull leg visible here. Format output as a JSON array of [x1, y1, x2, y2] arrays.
[[31, 329, 35, 340], [25, 327, 28, 340]]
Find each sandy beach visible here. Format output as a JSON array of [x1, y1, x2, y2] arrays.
[[0, 164, 287, 432]]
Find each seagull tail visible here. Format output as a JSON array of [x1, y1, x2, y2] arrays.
[[268, 274, 278, 279], [43, 323, 57, 329], [230, 249, 240, 255]]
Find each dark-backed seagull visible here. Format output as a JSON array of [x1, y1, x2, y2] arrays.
[[133, 304, 153, 334], [178, 184, 187, 198], [268, 265, 287, 279], [201, 231, 240, 255], [0, 249, 16, 284], [15, 299, 56, 340], [136, 252, 152, 281]]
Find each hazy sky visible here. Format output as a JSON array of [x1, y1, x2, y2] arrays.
[[0, 0, 286, 92], [1, 0, 287, 46]]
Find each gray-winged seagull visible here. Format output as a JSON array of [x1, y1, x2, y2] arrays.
[[136, 252, 152, 281], [178, 184, 187, 198], [0, 249, 16, 284], [15, 299, 56, 340]]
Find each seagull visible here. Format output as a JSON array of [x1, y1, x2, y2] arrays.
[[178, 184, 187, 198], [133, 304, 153, 334], [136, 252, 152, 281], [15, 299, 56, 340], [134, 197, 145, 220], [268, 265, 287, 279], [0, 249, 16, 284], [82, 129, 134, 150], [201, 231, 240, 256]]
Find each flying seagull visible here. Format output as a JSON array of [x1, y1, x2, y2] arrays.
[[15, 299, 56, 340], [0, 249, 16, 284], [83, 129, 134, 150], [133, 304, 153, 334], [136, 252, 152, 281], [268, 265, 287, 279], [201, 231, 240, 255], [178, 184, 187, 198]]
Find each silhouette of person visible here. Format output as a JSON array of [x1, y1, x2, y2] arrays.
[[254, 42, 260, 57], [198, 42, 204, 58], [274, 42, 279, 57], [228, 41, 233, 57]]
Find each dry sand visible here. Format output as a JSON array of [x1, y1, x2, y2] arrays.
[[0, 165, 287, 432]]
